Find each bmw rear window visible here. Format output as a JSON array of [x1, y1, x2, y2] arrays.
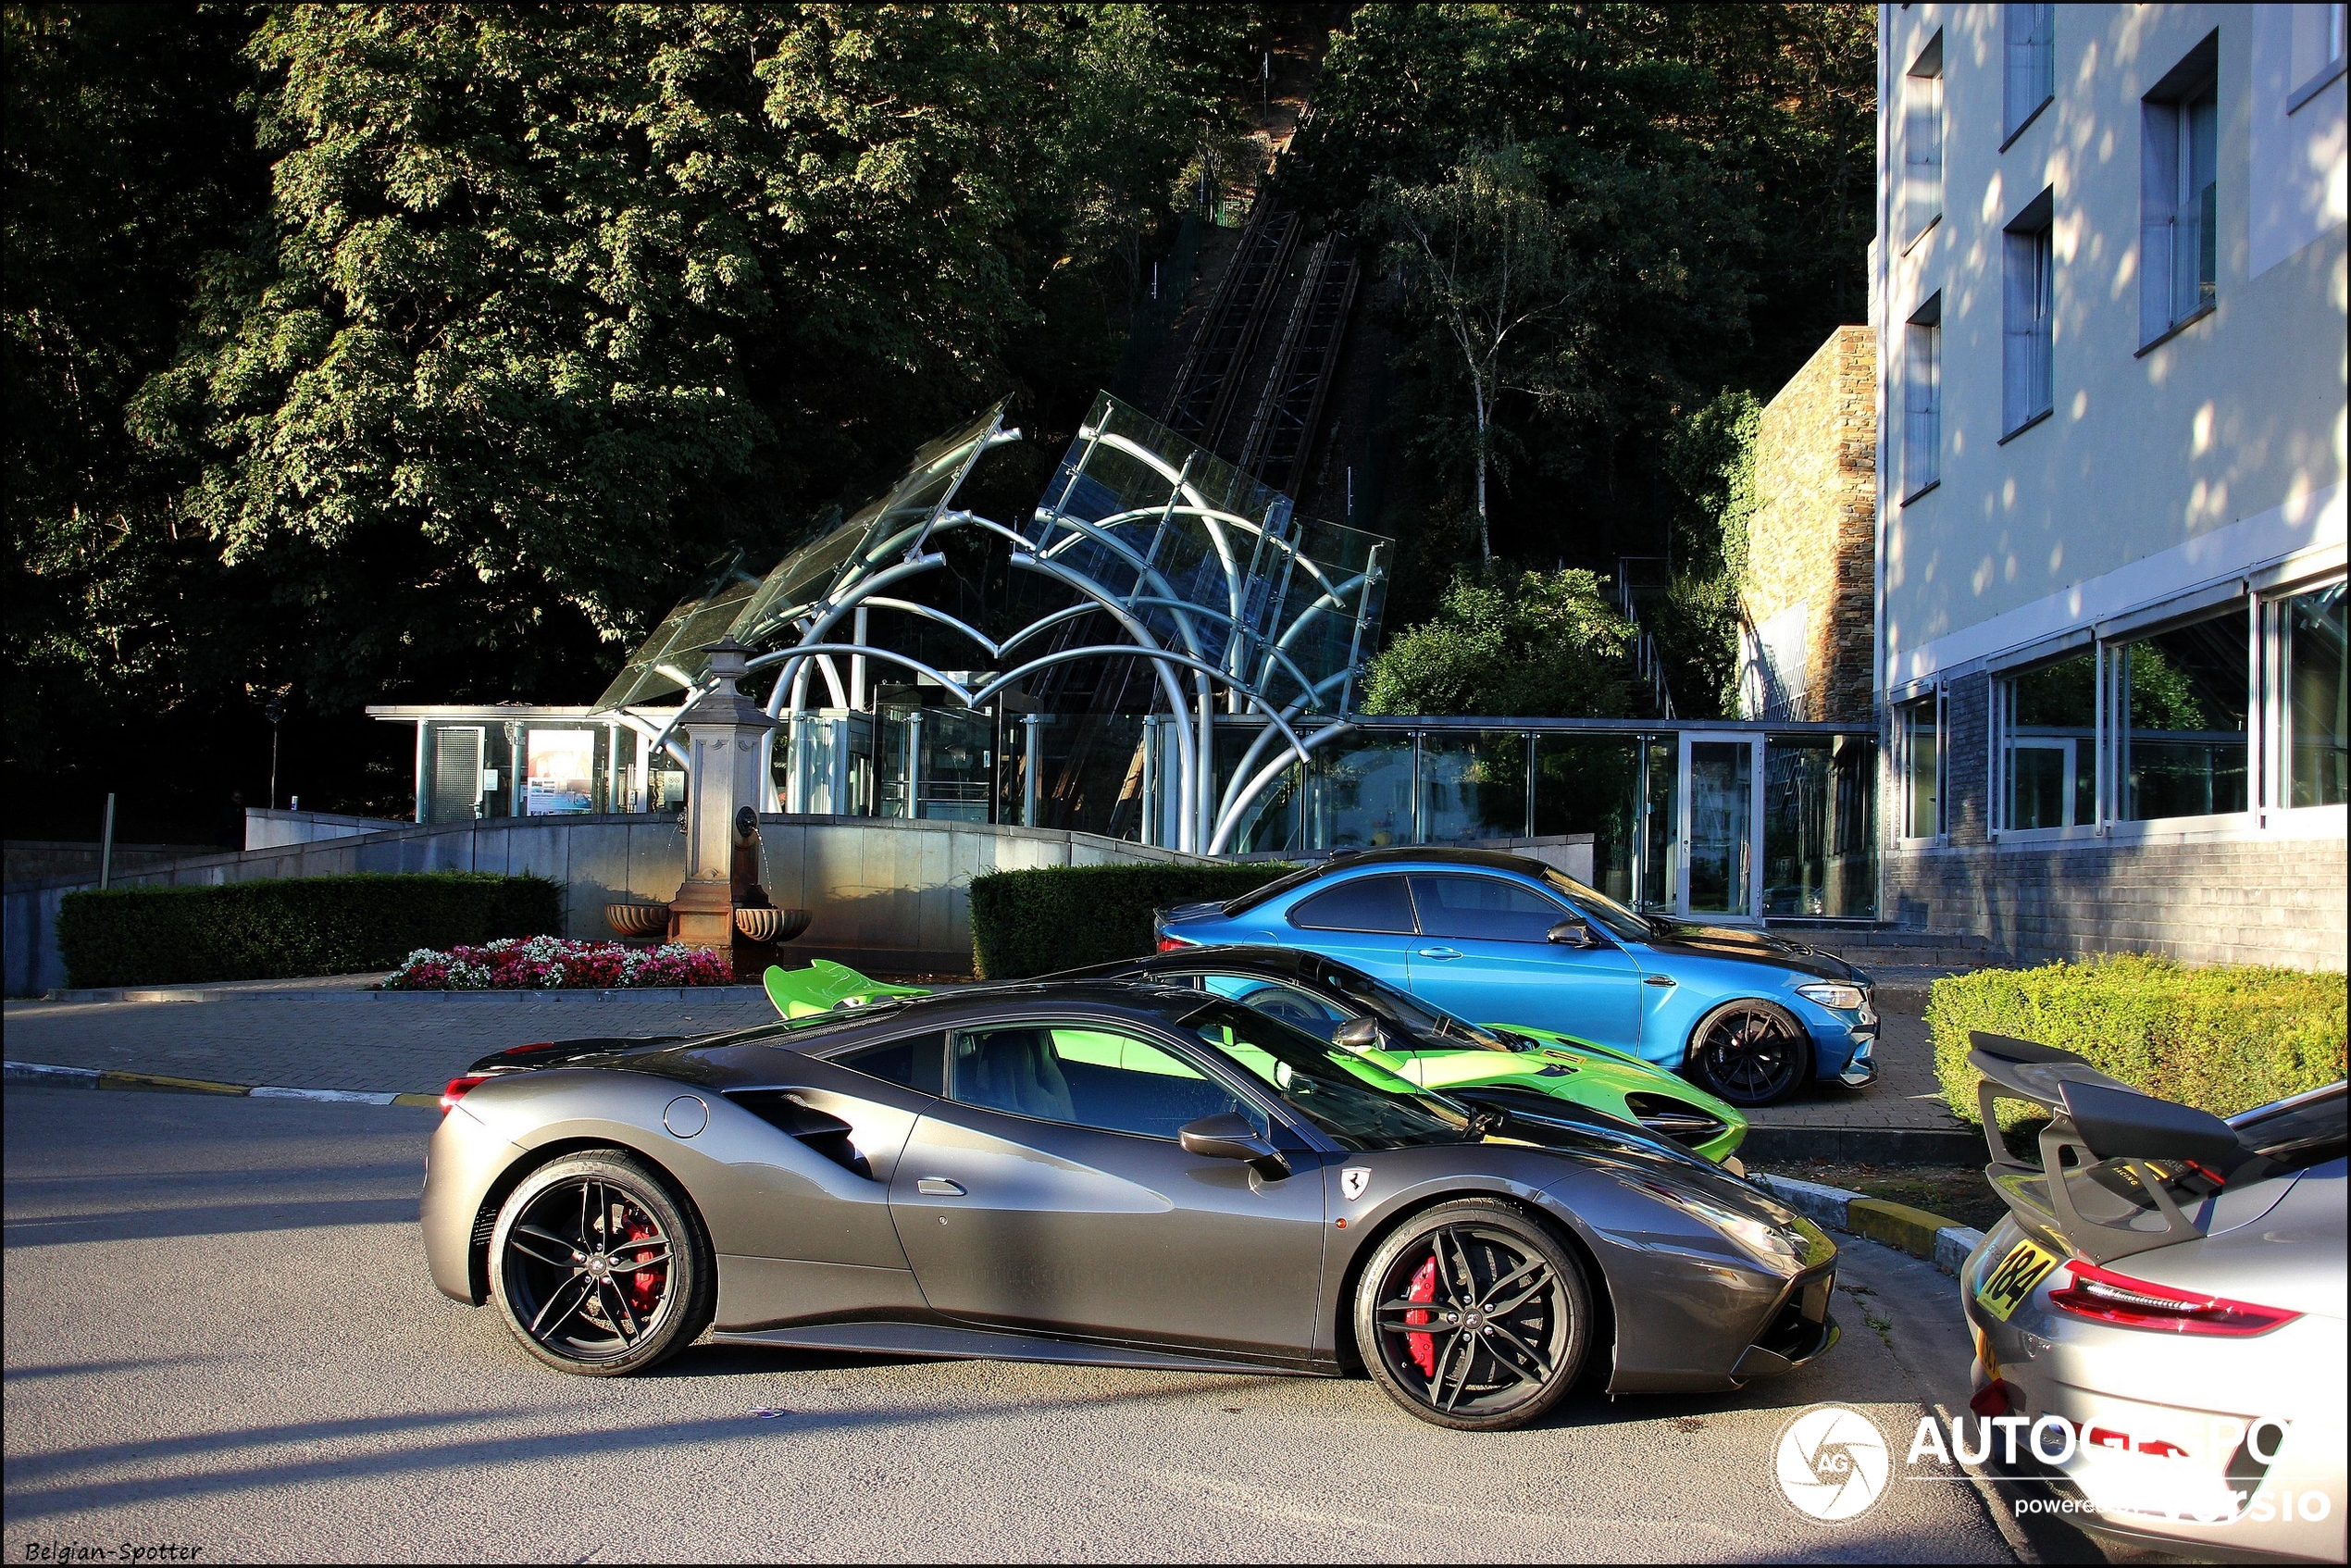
[[1220, 864, 1326, 916]]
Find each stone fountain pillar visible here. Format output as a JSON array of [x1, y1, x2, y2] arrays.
[[665, 638, 781, 972]]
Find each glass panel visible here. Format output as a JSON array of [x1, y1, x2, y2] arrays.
[[1418, 731, 1527, 845], [2003, 651, 2096, 828], [2120, 607, 2248, 821], [1409, 874, 1566, 942], [1531, 734, 1644, 904], [1686, 740, 1754, 916], [1639, 737, 1676, 912], [1763, 735, 1879, 919], [591, 553, 766, 712], [1020, 715, 1151, 839], [2286, 582, 2347, 808], [1900, 698, 1940, 838], [522, 728, 601, 815], [785, 712, 874, 815], [1304, 734, 1414, 850]]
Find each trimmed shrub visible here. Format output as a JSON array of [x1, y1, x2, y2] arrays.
[[969, 863, 1295, 979], [1928, 955, 2347, 1126], [57, 873, 560, 987]]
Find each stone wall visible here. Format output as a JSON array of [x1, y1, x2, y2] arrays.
[[3, 814, 1210, 994], [1743, 326, 1877, 723]]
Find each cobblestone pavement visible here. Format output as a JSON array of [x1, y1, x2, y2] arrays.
[[3, 989, 1965, 1128]]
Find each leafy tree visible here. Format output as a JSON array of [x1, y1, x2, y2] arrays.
[[1362, 566, 1637, 717], [1373, 143, 1570, 565]]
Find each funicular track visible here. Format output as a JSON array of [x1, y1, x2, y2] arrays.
[[1160, 204, 1299, 449], [1233, 234, 1360, 496]]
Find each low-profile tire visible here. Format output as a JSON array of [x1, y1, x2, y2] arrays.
[[489, 1149, 713, 1376], [1684, 1000, 1810, 1107], [1353, 1197, 1592, 1431]]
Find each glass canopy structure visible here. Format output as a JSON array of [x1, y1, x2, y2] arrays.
[[593, 392, 1390, 854]]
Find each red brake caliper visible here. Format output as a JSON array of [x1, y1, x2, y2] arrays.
[[1404, 1256, 1437, 1377], [624, 1221, 663, 1314]]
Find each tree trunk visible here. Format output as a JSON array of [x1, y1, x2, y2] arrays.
[[1474, 374, 1492, 564]]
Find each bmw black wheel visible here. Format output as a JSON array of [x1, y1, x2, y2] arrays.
[[490, 1150, 712, 1375], [1686, 1001, 1810, 1106], [1354, 1198, 1591, 1431]]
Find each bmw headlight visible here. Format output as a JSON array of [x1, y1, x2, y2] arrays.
[[1796, 981, 1866, 1011]]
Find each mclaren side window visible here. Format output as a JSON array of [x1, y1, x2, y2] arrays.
[[1158, 970, 1352, 1041], [833, 1031, 948, 1097], [947, 1022, 1267, 1140], [1288, 875, 1416, 934]]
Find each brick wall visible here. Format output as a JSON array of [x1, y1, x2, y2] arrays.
[[1744, 326, 1877, 723]]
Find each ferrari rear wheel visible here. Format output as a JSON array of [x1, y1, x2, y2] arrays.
[[1685, 1001, 1810, 1106], [490, 1150, 712, 1376], [1355, 1199, 1591, 1431]]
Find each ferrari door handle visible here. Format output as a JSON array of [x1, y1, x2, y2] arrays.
[[1644, 975, 1677, 987], [915, 1177, 965, 1197], [1416, 947, 1462, 960]]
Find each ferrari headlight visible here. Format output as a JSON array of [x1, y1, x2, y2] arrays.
[[1796, 981, 1866, 1011], [1633, 1177, 1803, 1270]]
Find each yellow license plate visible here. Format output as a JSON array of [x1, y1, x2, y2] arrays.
[[1975, 1237, 2063, 1322]]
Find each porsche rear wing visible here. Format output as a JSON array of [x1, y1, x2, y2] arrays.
[[1968, 1031, 2244, 1264]]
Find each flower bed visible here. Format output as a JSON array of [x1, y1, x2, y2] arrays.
[[380, 936, 732, 990]]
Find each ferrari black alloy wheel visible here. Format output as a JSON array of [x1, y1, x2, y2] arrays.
[[1685, 1000, 1809, 1107], [1354, 1198, 1591, 1431], [491, 1150, 712, 1375]]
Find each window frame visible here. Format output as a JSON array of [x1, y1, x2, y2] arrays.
[[2288, 3, 2348, 115], [2001, 188, 2056, 440], [1287, 872, 1418, 934], [1404, 871, 1574, 945], [1894, 689, 1947, 845], [2002, 3, 2057, 148], [1903, 31, 1946, 252], [2258, 572, 2351, 820], [1990, 647, 2103, 840], [2139, 32, 2222, 350], [1902, 293, 1943, 502]]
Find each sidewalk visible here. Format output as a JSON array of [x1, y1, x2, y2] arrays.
[[3, 985, 1974, 1158]]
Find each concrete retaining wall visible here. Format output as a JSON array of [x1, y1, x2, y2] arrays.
[[243, 807, 408, 851], [3, 814, 1210, 994]]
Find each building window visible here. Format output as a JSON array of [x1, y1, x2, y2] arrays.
[[1902, 294, 1941, 499], [1999, 651, 2097, 831], [2004, 4, 2056, 143], [2002, 189, 2055, 435], [2142, 35, 2220, 344], [2115, 605, 2250, 822], [2290, 3, 2349, 113], [1897, 693, 1943, 840], [1904, 32, 1945, 249], [2279, 580, 2347, 808]]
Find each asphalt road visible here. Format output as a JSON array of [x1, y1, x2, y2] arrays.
[[5, 1085, 2046, 1563]]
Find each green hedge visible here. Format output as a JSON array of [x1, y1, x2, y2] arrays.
[[57, 873, 561, 988], [1928, 955, 2347, 1126], [969, 863, 1295, 979]]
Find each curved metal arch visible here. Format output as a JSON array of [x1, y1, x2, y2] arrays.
[[964, 646, 1313, 777], [1211, 666, 1356, 828], [1210, 721, 1359, 855]]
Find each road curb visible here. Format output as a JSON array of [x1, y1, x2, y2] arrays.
[[1737, 1124, 1984, 1165], [1750, 1171, 1984, 1277], [6, 1058, 437, 1107]]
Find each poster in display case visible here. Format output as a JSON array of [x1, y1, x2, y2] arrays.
[[525, 728, 598, 815]]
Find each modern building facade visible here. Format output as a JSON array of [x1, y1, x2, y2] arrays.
[[1873, 3, 2346, 968]]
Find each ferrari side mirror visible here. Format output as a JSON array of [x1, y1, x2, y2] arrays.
[[1548, 918, 1599, 948], [1332, 1015, 1384, 1051], [1179, 1113, 1289, 1178]]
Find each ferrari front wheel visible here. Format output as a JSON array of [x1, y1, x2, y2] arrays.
[[1354, 1198, 1591, 1431], [490, 1150, 713, 1376]]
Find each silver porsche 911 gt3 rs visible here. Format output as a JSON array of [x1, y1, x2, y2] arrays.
[[421, 980, 1836, 1429]]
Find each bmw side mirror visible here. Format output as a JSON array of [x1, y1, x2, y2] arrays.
[[1548, 917, 1599, 948], [1332, 1015, 1384, 1051], [1179, 1113, 1289, 1178]]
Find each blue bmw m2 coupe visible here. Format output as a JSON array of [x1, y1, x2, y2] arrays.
[[1156, 848, 1879, 1106]]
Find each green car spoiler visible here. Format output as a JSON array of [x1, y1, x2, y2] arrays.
[[763, 960, 928, 1020]]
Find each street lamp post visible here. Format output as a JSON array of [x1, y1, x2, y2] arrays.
[[264, 696, 286, 812]]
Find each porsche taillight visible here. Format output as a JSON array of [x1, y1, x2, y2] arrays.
[[440, 1075, 491, 1115], [2047, 1260, 2300, 1337]]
